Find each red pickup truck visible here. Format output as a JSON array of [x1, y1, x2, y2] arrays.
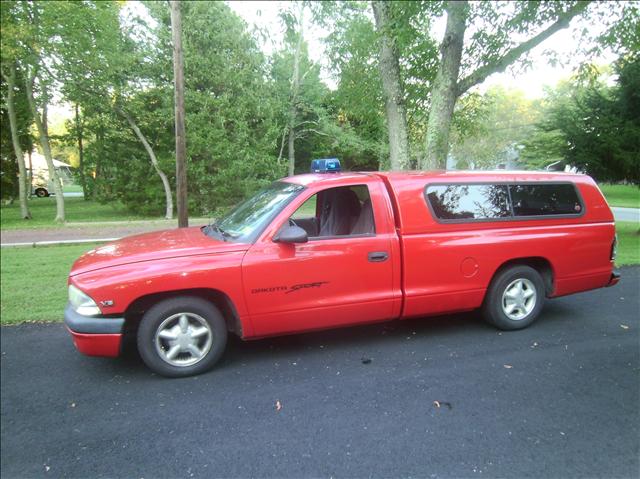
[[65, 171, 619, 377]]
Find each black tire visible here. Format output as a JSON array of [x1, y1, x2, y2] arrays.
[[482, 265, 545, 330], [137, 296, 227, 378], [35, 188, 48, 198]]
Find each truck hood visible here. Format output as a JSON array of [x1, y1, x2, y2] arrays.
[[70, 227, 250, 276]]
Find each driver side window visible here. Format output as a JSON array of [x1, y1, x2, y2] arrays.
[[290, 185, 375, 239]]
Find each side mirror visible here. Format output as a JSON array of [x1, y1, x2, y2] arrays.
[[274, 225, 308, 244]]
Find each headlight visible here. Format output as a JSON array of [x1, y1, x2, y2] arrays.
[[68, 284, 101, 316]]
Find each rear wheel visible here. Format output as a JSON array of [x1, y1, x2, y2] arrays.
[[35, 188, 48, 198], [137, 296, 227, 377], [482, 265, 545, 330]]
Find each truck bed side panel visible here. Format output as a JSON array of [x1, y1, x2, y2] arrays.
[[377, 173, 616, 319], [401, 222, 614, 318]]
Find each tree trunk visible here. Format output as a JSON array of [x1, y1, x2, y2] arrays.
[[28, 150, 33, 198], [119, 107, 173, 220], [25, 68, 65, 222], [95, 127, 103, 182], [75, 104, 87, 200], [287, 2, 304, 177], [287, 126, 295, 176], [171, 0, 188, 228], [423, 0, 468, 170], [372, 1, 410, 171], [277, 128, 287, 163], [2, 66, 31, 219]]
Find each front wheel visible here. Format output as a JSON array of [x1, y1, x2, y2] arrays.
[[482, 265, 545, 330], [137, 296, 227, 377]]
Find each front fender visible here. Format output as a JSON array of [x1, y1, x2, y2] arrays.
[[70, 250, 251, 335]]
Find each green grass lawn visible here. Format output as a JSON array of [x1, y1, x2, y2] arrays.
[[615, 221, 640, 266], [1, 243, 100, 324], [1, 222, 637, 325], [600, 184, 640, 208], [62, 184, 84, 193], [1, 197, 153, 230]]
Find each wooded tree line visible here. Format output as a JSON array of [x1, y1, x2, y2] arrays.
[[1, 1, 637, 221]]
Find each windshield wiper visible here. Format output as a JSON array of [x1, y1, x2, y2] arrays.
[[203, 223, 229, 242]]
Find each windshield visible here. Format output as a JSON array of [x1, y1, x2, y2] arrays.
[[206, 181, 304, 243]]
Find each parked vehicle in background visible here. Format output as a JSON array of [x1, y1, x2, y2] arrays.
[[64, 170, 619, 377], [27, 153, 74, 197], [31, 173, 61, 197]]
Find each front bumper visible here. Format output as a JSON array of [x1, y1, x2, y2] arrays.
[[64, 303, 124, 358]]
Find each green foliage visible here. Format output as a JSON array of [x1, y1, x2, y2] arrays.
[[0, 70, 32, 199], [270, 44, 327, 172], [74, 2, 287, 216], [461, 1, 589, 79], [589, 1, 639, 58], [522, 56, 640, 182], [450, 87, 539, 169], [321, 3, 386, 169], [321, 1, 441, 167]]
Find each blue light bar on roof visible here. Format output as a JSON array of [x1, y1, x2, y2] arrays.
[[310, 158, 341, 173]]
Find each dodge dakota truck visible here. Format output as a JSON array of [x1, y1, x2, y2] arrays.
[[65, 171, 619, 377]]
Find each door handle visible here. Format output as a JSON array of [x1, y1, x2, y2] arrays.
[[368, 251, 389, 262]]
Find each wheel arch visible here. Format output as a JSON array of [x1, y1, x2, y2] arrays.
[[489, 256, 555, 297], [123, 288, 243, 338]]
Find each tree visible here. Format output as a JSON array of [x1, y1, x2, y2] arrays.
[[423, 1, 590, 169], [171, 0, 188, 227], [276, 2, 333, 176], [0, 60, 31, 218], [25, 66, 65, 221], [321, 2, 387, 169], [320, 1, 441, 169], [0, 2, 31, 213], [316, 2, 437, 169], [522, 56, 640, 183], [1, 1, 124, 221], [4, 1, 68, 221], [116, 105, 174, 219], [74, 104, 87, 199], [371, 1, 410, 170], [98, 1, 286, 215], [287, 2, 305, 177], [449, 87, 539, 169]]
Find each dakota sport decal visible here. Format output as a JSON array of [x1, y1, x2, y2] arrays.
[[251, 281, 329, 295]]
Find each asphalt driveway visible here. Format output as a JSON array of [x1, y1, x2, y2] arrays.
[[1, 267, 639, 478]]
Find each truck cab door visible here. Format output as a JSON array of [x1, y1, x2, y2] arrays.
[[241, 179, 401, 338]]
